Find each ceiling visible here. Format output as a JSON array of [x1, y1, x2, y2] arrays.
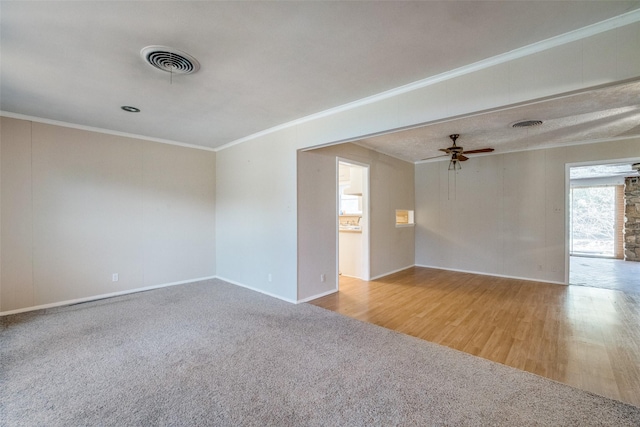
[[356, 80, 640, 163], [1, 1, 640, 152]]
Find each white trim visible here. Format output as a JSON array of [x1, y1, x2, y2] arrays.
[[0, 276, 216, 316], [414, 264, 566, 285], [297, 288, 338, 303], [338, 156, 342, 292], [215, 9, 640, 153], [0, 111, 217, 152], [369, 265, 415, 281], [335, 157, 341, 290], [214, 276, 298, 304], [565, 164, 571, 286]]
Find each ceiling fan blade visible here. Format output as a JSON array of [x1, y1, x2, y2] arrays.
[[457, 154, 469, 161], [421, 154, 449, 161], [438, 148, 450, 153], [463, 148, 494, 154]]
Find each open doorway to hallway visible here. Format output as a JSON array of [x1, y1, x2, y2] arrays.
[[568, 161, 640, 293]]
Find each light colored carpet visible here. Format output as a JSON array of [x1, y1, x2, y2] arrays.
[[2, 279, 639, 426]]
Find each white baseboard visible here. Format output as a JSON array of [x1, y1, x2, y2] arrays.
[[1, 266, 563, 316], [0, 276, 217, 317], [369, 265, 415, 281], [214, 276, 298, 304], [414, 264, 566, 285], [297, 287, 338, 303]]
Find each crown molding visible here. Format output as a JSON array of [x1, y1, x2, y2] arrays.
[[216, 8, 640, 152], [0, 111, 217, 152]]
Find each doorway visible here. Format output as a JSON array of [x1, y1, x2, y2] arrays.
[[337, 160, 370, 282], [567, 160, 640, 293]]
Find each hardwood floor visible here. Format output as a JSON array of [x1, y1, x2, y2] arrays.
[[308, 267, 640, 407]]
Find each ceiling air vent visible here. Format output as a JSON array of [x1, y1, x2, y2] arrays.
[[512, 120, 543, 128], [140, 46, 200, 74]]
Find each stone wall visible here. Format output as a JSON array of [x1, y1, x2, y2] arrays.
[[624, 177, 640, 261]]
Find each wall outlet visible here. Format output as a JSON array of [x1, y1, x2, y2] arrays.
[[320, 274, 326, 282], [268, 273, 272, 282], [112, 273, 119, 282]]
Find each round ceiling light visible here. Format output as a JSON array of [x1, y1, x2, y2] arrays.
[[512, 120, 543, 128], [121, 106, 140, 113], [140, 46, 200, 75]]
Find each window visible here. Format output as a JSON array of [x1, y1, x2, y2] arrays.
[[570, 186, 620, 257], [339, 184, 361, 214]]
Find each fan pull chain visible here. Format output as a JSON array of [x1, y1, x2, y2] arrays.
[[447, 167, 454, 201], [453, 169, 457, 201], [447, 168, 457, 201]]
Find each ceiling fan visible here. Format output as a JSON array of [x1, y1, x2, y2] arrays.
[[423, 134, 495, 170]]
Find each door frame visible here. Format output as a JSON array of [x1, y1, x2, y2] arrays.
[[564, 156, 640, 285]]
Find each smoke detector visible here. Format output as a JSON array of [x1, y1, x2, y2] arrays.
[[140, 46, 200, 75]]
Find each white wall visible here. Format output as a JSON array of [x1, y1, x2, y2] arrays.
[[415, 138, 640, 283], [0, 117, 216, 312], [297, 143, 415, 301], [214, 20, 640, 301], [215, 129, 299, 302], [297, 148, 339, 300]]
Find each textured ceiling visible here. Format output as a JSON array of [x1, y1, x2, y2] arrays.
[[2, 1, 639, 149], [355, 80, 640, 164]]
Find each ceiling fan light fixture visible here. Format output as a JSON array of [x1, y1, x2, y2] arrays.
[[512, 120, 543, 128], [448, 159, 461, 171], [422, 133, 494, 164]]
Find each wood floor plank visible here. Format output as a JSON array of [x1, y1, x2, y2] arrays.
[[308, 266, 640, 407]]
